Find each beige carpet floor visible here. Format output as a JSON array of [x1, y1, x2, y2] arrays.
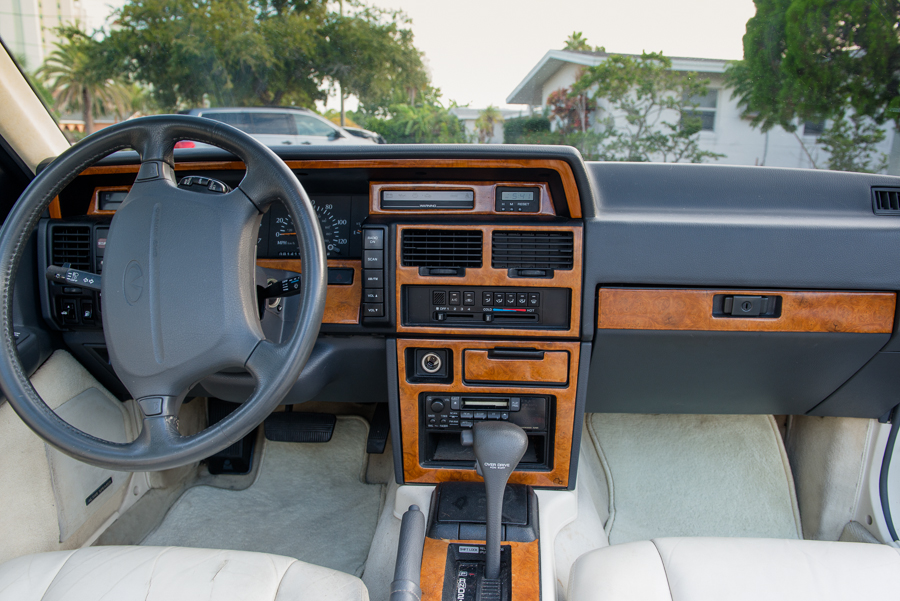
[[587, 413, 802, 545], [142, 416, 383, 577]]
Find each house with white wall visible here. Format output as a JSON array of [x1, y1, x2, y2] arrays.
[[506, 49, 900, 173]]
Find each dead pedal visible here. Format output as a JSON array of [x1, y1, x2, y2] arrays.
[[264, 411, 336, 443]]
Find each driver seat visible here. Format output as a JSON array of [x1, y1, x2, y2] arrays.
[[0, 546, 369, 601]]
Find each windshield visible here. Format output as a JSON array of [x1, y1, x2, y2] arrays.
[[1, 0, 897, 174]]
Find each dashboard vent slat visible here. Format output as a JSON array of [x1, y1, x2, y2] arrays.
[[51, 225, 92, 271], [492, 231, 574, 270], [873, 187, 900, 215], [401, 230, 483, 268]]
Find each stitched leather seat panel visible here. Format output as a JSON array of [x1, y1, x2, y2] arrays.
[[0, 546, 369, 601]]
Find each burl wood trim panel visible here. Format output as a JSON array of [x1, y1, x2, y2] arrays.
[[75, 158, 582, 217], [395, 223, 583, 339], [420, 538, 540, 601], [49, 197, 62, 219], [463, 349, 569, 385], [87, 186, 130, 216], [397, 338, 579, 488], [369, 181, 556, 216], [598, 288, 896, 334], [256, 258, 361, 324]]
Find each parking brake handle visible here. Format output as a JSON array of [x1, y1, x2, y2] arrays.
[[390, 505, 426, 601]]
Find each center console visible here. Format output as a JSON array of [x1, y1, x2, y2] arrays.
[[372, 171, 584, 601]]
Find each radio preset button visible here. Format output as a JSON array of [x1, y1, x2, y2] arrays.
[[473, 412, 487, 420]]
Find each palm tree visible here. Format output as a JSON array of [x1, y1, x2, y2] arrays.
[[37, 26, 130, 135], [475, 105, 504, 144]]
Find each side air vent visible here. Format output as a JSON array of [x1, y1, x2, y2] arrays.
[[873, 187, 900, 215], [51, 225, 92, 271], [492, 230, 574, 270], [401, 229, 483, 269]]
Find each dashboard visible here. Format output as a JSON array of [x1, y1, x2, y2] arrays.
[[33, 145, 900, 492]]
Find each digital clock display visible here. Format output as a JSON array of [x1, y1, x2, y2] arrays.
[[501, 191, 535, 201]]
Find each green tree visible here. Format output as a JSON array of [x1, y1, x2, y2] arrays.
[[727, 0, 900, 132], [104, 0, 428, 112], [503, 115, 551, 144], [818, 113, 889, 173], [37, 25, 130, 134], [572, 52, 724, 163], [564, 32, 591, 52], [322, 5, 428, 115], [358, 87, 466, 143], [475, 105, 504, 143]]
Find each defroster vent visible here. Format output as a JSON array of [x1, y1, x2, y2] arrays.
[[873, 187, 900, 215], [401, 230, 483, 268], [51, 225, 92, 271], [492, 230, 574, 270]]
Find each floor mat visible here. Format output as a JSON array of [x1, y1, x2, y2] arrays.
[[587, 414, 802, 545], [142, 416, 383, 577]]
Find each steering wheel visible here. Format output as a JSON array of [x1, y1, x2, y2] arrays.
[[0, 115, 327, 471]]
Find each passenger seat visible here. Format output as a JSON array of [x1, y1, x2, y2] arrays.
[[568, 537, 900, 601]]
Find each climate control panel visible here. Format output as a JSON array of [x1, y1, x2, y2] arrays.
[[404, 286, 570, 329]]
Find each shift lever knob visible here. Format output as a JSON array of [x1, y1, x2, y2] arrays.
[[467, 421, 528, 580]]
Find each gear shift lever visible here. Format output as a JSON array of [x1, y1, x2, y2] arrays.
[[461, 421, 528, 581]]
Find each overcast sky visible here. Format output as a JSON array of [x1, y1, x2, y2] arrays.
[[80, 0, 756, 111]]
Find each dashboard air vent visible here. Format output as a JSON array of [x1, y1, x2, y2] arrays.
[[51, 225, 92, 271], [492, 230, 574, 270], [873, 187, 900, 215], [401, 229, 483, 268]]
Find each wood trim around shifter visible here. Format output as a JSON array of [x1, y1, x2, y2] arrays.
[[396, 338, 579, 488]]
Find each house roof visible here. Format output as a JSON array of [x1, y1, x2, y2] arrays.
[[506, 49, 729, 105]]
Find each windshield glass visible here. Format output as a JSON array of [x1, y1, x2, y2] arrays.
[[1, 0, 897, 174]]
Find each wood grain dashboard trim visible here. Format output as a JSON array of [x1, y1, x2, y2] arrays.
[[256, 258, 361, 324], [87, 186, 130, 216], [396, 338, 579, 488], [369, 181, 556, 216], [463, 349, 569, 385], [70, 158, 582, 217], [394, 224, 583, 339], [598, 288, 896, 334], [420, 538, 540, 601]]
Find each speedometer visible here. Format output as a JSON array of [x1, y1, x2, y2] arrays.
[[266, 199, 351, 258], [311, 199, 350, 257]]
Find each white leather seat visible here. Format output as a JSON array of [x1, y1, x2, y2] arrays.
[[568, 537, 900, 601], [0, 546, 369, 601]]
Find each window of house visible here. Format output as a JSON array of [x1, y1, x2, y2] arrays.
[[683, 89, 718, 132], [803, 120, 826, 136]]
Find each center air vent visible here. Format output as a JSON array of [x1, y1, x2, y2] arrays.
[[492, 230, 574, 270], [51, 225, 92, 271], [401, 229, 483, 268], [873, 187, 900, 215]]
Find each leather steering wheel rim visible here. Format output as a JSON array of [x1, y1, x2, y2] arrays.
[[0, 115, 327, 471]]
